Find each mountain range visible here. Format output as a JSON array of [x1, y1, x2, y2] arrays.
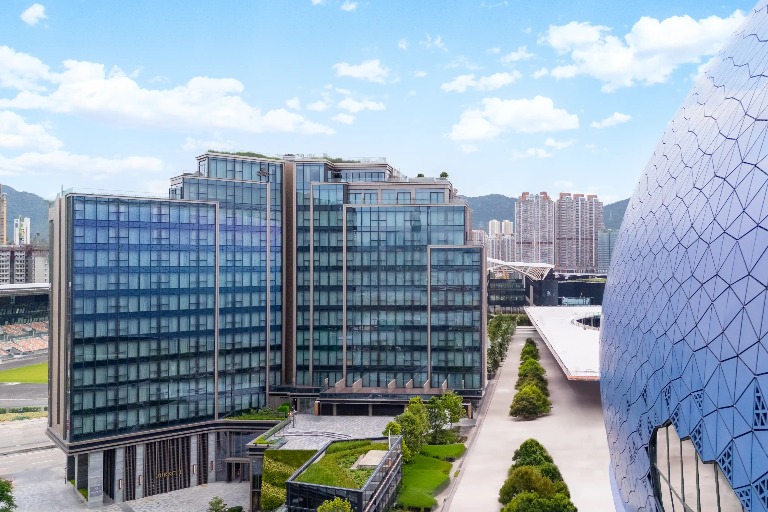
[[0, 187, 631, 246]]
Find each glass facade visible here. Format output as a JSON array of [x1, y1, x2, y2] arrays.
[[601, 5, 768, 512], [69, 196, 218, 441]]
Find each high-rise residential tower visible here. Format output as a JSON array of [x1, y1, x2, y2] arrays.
[[513, 192, 555, 264], [554, 193, 604, 272], [488, 219, 501, 238], [0, 186, 6, 245], [13, 216, 30, 245], [48, 152, 486, 506]]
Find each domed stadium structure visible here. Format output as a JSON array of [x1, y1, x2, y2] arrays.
[[601, 2, 768, 511]]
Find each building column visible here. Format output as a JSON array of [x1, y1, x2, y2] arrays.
[[189, 434, 198, 488], [86, 451, 104, 508], [207, 432, 217, 483], [75, 454, 88, 493], [135, 444, 145, 500], [113, 447, 124, 504], [368, 403, 373, 417], [66, 455, 76, 483]]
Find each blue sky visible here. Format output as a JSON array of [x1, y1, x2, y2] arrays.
[[0, 0, 755, 203]]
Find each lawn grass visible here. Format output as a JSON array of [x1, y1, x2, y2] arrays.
[[295, 440, 387, 489], [396, 453, 452, 510], [261, 449, 317, 511], [420, 443, 466, 461], [0, 411, 47, 422], [0, 362, 48, 383]]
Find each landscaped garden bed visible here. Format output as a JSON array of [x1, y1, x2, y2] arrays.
[[260, 449, 317, 512], [295, 440, 389, 489]]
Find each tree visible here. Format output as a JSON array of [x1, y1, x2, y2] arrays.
[[509, 385, 551, 419], [0, 479, 15, 512], [382, 421, 401, 436], [498, 466, 555, 504], [439, 171, 449, 178], [398, 410, 426, 455], [317, 497, 353, 512], [512, 439, 553, 467], [502, 491, 577, 512], [207, 496, 227, 512], [426, 392, 465, 444], [416, 173, 425, 177]]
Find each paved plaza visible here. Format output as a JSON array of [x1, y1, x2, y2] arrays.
[[446, 325, 614, 512], [276, 414, 394, 449]]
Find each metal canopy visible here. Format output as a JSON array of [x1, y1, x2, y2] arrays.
[[487, 258, 553, 281]]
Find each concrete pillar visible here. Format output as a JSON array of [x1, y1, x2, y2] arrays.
[[189, 434, 198, 487], [135, 444, 145, 499], [75, 454, 88, 492], [333, 403, 337, 416], [207, 432, 216, 483], [368, 403, 373, 417], [86, 451, 104, 508], [66, 455, 75, 482], [113, 447, 124, 504]]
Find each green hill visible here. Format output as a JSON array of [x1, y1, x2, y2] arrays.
[[2, 185, 50, 244]]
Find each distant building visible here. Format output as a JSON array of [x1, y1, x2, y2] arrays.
[[13, 217, 30, 245], [488, 219, 501, 238], [0, 187, 6, 245], [554, 193, 604, 272], [597, 230, 619, 273], [514, 192, 555, 264], [501, 219, 513, 236], [0, 245, 49, 284]]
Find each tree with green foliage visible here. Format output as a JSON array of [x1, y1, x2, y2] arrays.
[[512, 439, 554, 467], [317, 497, 354, 512], [0, 479, 15, 512], [498, 466, 555, 504], [439, 171, 449, 178], [520, 341, 540, 361], [509, 385, 551, 419], [397, 410, 426, 456], [207, 496, 227, 512], [426, 392, 465, 444], [502, 491, 577, 512], [517, 359, 546, 381], [382, 421, 401, 436]]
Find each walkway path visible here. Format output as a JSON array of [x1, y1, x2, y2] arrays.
[[446, 325, 614, 511]]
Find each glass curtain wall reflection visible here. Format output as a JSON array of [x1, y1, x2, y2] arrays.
[[69, 196, 217, 441]]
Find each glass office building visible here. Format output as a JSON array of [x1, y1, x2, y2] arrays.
[[601, 3, 768, 511], [48, 152, 486, 506]]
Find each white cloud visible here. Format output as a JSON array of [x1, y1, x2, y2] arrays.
[[0, 46, 53, 91], [311, 0, 324, 5], [511, 147, 553, 159], [333, 59, 391, 83], [414, 70, 427, 78], [337, 98, 385, 113], [449, 96, 579, 141], [181, 137, 236, 152], [20, 4, 46, 26], [307, 100, 330, 112], [532, 68, 548, 79], [0, 151, 163, 180], [341, 1, 357, 11], [398, 39, 408, 50], [0, 53, 334, 135], [421, 34, 447, 51], [441, 72, 521, 93], [501, 46, 534, 64], [590, 112, 632, 128], [331, 113, 356, 124], [544, 137, 575, 149], [487, 47, 501, 55], [286, 97, 301, 110], [445, 56, 480, 71], [541, 11, 745, 91], [0, 111, 62, 151]]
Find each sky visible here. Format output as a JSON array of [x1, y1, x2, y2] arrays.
[[0, 0, 756, 204]]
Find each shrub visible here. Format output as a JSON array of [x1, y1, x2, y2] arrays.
[[207, 496, 227, 512], [537, 462, 563, 482], [509, 385, 551, 419], [260, 482, 285, 511], [512, 439, 554, 467], [382, 421, 401, 436], [317, 497, 353, 512], [520, 343, 540, 361], [502, 491, 577, 512], [518, 359, 546, 381], [516, 376, 549, 396], [498, 466, 554, 505], [0, 478, 15, 512], [226, 507, 244, 512]]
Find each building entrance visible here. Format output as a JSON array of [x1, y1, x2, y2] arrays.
[[226, 460, 250, 483]]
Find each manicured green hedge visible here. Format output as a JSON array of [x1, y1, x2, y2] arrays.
[[419, 443, 466, 461], [509, 341, 550, 419]]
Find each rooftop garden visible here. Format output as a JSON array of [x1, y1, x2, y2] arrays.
[[224, 403, 289, 421], [295, 440, 389, 489], [207, 149, 281, 160], [261, 449, 318, 512]]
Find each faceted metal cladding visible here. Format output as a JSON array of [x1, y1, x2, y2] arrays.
[[600, 2, 768, 511]]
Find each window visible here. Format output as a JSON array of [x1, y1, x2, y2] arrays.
[[651, 423, 742, 511]]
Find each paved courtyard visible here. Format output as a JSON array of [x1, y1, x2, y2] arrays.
[[446, 325, 614, 511], [276, 414, 393, 449]]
